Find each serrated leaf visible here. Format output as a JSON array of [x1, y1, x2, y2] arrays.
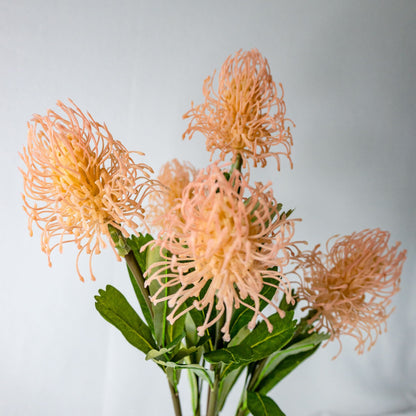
[[95, 285, 156, 354], [127, 233, 153, 272], [257, 345, 320, 395], [151, 359, 214, 388], [247, 392, 285, 416]]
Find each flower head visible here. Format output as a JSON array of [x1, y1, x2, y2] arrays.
[[183, 49, 293, 169], [296, 229, 406, 356], [147, 159, 198, 227], [145, 163, 297, 341], [20, 100, 155, 281]]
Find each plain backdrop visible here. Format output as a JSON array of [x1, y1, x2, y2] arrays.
[[1, 1, 415, 415]]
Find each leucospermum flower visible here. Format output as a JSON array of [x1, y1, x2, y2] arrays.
[[20, 100, 155, 281], [296, 229, 406, 356], [145, 163, 297, 341], [183, 49, 293, 169], [147, 159, 198, 227]]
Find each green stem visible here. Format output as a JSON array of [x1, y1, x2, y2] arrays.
[[236, 406, 248, 416], [247, 359, 267, 391], [207, 366, 221, 416], [230, 153, 243, 173], [167, 378, 183, 416], [235, 360, 267, 416], [235, 370, 250, 416], [108, 224, 154, 319], [195, 385, 201, 416], [124, 251, 154, 319]]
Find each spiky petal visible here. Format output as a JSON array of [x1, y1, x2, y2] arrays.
[[145, 163, 298, 341], [183, 49, 293, 170], [20, 100, 156, 280], [147, 159, 198, 227], [295, 229, 406, 356]]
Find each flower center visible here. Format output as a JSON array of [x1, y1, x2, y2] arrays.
[[51, 133, 109, 226]]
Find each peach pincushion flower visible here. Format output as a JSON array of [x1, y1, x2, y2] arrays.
[[147, 159, 198, 227], [20, 100, 155, 281], [145, 163, 297, 341], [296, 229, 406, 355], [183, 49, 293, 169]]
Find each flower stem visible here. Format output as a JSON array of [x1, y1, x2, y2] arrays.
[[108, 224, 154, 319], [167, 378, 183, 416], [206, 366, 220, 416], [247, 359, 266, 392], [124, 251, 154, 319]]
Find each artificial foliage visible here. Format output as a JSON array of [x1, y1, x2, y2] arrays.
[[20, 49, 406, 416]]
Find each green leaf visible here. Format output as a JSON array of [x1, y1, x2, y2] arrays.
[[247, 392, 285, 416], [205, 311, 295, 377], [108, 224, 130, 256], [145, 346, 176, 361], [146, 243, 171, 346], [185, 312, 199, 347], [205, 344, 253, 366], [183, 288, 216, 350], [256, 345, 320, 395], [127, 266, 154, 332], [187, 366, 199, 415], [151, 359, 214, 388], [228, 277, 278, 340], [228, 326, 250, 347], [241, 311, 296, 360], [166, 366, 180, 388], [171, 347, 199, 363], [218, 367, 245, 411], [95, 285, 156, 354], [260, 333, 329, 380], [144, 243, 187, 347], [278, 289, 297, 312], [127, 233, 153, 272], [166, 312, 186, 347], [126, 234, 154, 331]]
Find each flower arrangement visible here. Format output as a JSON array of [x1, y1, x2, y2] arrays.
[[20, 49, 406, 416]]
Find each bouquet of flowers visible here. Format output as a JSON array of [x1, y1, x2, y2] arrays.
[[20, 49, 406, 416]]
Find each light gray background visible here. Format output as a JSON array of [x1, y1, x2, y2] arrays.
[[1, 1, 415, 415]]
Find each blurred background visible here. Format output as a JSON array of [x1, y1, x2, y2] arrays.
[[1, 0, 415, 415]]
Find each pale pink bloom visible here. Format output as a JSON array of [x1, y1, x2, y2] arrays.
[[145, 163, 298, 341], [183, 49, 293, 170], [296, 229, 406, 356], [147, 159, 198, 227], [20, 100, 155, 281]]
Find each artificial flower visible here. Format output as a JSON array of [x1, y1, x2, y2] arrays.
[[20, 100, 155, 280], [147, 159, 198, 227], [145, 163, 297, 341], [183, 49, 293, 169], [296, 228, 406, 355]]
